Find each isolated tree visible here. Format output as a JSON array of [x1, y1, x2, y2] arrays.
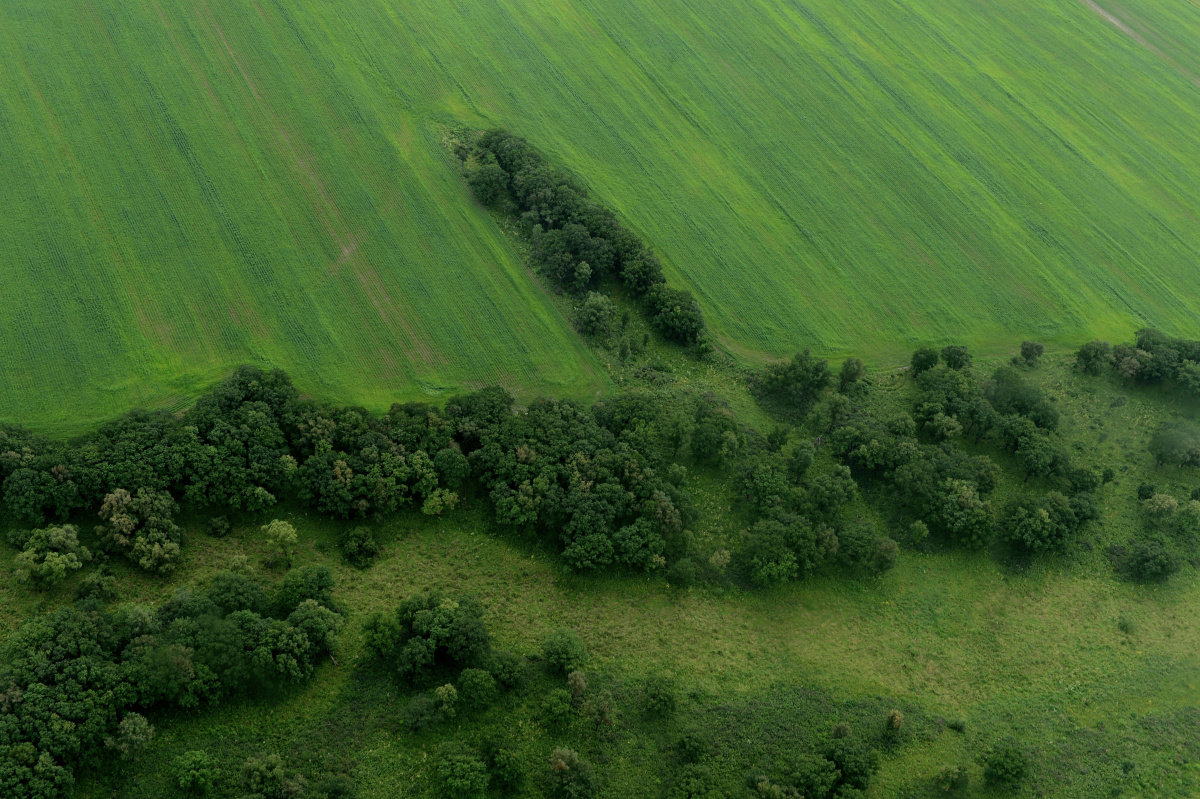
[[645, 285, 705, 345], [105, 713, 155, 761], [435, 741, 489, 799], [547, 748, 596, 799], [543, 628, 589, 674], [1149, 420, 1200, 467], [262, 519, 298, 568], [12, 524, 91, 590], [174, 750, 218, 795], [1019, 340, 1045, 367], [983, 742, 1028, 788], [839, 357, 866, 393]]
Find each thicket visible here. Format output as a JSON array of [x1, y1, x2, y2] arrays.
[[808, 346, 1102, 558], [0, 569, 342, 798], [1076, 329, 1200, 398], [0, 367, 896, 586], [463, 129, 707, 349]]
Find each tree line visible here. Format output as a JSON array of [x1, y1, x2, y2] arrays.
[[2, 366, 899, 585], [463, 129, 707, 349]]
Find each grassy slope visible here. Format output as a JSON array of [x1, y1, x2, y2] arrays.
[[3, 355, 1196, 797], [0, 1, 607, 436], [5, 1, 1200, 433]]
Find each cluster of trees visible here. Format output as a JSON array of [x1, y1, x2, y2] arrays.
[[831, 347, 1100, 554], [0, 369, 682, 576], [364, 593, 526, 732], [1076, 329, 1200, 397], [365, 594, 611, 797], [749, 738, 880, 799], [171, 750, 353, 799], [466, 129, 707, 347], [1108, 485, 1200, 581], [0, 568, 342, 798], [466, 391, 689, 571]]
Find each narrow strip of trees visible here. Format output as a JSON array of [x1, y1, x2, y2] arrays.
[[463, 129, 708, 349]]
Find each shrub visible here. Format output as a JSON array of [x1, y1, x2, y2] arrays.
[[337, 525, 379, 568], [287, 599, 343, 655], [76, 566, 118, 602], [1144, 492, 1178, 522], [486, 649, 527, 690], [788, 754, 840, 798], [457, 668, 499, 711], [983, 741, 1028, 788], [434, 741, 489, 799], [207, 570, 270, 615], [240, 753, 306, 799], [1116, 536, 1181, 582], [208, 516, 231, 537], [839, 357, 866, 392], [97, 487, 182, 573], [434, 683, 459, 720], [402, 693, 439, 732], [675, 731, 710, 764], [104, 712, 154, 760], [175, 750, 218, 795], [759, 350, 831, 413], [788, 440, 815, 480], [934, 764, 969, 793], [365, 593, 491, 682], [547, 748, 596, 799], [644, 673, 677, 717], [1149, 420, 1200, 467], [667, 764, 718, 799], [668, 557, 699, 588], [542, 688, 574, 728], [826, 738, 879, 791], [467, 161, 509, 206], [542, 628, 589, 674], [433, 447, 470, 490], [1076, 340, 1113, 375], [567, 670, 588, 702]]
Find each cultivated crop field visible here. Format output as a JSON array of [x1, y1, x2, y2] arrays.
[[0, 1, 607, 435], [4, 0, 1200, 432]]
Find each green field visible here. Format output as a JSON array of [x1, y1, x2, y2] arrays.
[[5, 0, 1200, 428]]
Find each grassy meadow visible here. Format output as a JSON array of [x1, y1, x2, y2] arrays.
[[3, 353, 1197, 797], [5, 1, 1200, 432]]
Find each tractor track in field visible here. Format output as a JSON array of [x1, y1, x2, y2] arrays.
[[1080, 0, 1200, 88]]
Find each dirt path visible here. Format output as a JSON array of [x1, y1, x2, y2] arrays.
[[1080, 0, 1200, 88]]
